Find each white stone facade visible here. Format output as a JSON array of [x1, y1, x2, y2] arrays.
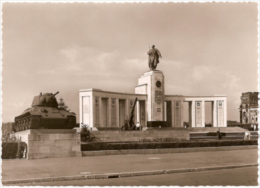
[[79, 71, 227, 128]]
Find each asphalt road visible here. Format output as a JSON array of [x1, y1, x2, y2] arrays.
[[2, 149, 258, 181], [8, 166, 258, 186]]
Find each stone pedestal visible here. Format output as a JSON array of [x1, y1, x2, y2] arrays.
[[15, 129, 82, 159], [135, 70, 166, 126]]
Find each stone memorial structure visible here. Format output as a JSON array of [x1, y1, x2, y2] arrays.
[[79, 47, 227, 129], [239, 92, 258, 124]]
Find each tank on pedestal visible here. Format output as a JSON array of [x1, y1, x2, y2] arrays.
[[14, 91, 76, 132]]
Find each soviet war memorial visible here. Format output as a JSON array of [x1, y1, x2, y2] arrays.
[[1, 2, 258, 186], [80, 44, 227, 130]]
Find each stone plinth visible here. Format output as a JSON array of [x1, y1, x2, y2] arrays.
[[15, 129, 82, 159], [135, 70, 165, 124]]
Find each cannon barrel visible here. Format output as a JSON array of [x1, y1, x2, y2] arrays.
[[128, 97, 138, 127], [130, 98, 138, 117], [50, 91, 59, 98]]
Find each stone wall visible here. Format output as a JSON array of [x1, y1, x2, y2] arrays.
[[91, 128, 189, 142], [15, 129, 82, 159]]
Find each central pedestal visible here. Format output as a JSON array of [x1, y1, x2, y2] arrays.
[[135, 70, 166, 126]]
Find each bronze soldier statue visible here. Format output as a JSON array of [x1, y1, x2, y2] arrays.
[[147, 45, 162, 70]]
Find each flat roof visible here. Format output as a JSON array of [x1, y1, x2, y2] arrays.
[[80, 89, 226, 98], [79, 88, 147, 96]]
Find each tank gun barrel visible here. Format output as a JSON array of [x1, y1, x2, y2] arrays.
[[51, 91, 59, 98]]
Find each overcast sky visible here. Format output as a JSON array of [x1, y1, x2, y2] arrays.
[[2, 2, 258, 123]]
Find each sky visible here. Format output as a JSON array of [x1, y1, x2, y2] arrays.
[[2, 2, 258, 123]]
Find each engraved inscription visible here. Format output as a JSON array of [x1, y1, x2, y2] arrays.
[[174, 101, 181, 127], [217, 100, 224, 125], [195, 101, 202, 127], [155, 85, 163, 104]]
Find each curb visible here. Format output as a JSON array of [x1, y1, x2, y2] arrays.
[[2, 163, 258, 185]]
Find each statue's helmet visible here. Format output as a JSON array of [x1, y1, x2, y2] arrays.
[[152, 45, 155, 48]]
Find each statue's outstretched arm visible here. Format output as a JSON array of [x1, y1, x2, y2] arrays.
[[157, 50, 162, 58]]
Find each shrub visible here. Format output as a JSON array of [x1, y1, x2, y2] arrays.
[[81, 140, 257, 151], [2, 142, 27, 159], [80, 128, 96, 142], [2, 142, 18, 159]]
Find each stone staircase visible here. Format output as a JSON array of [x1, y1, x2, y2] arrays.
[[189, 127, 258, 140], [188, 127, 247, 132]]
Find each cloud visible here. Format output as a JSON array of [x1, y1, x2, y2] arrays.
[[59, 46, 79, 62], [47, 45, 148, 80], [191, 66, 211, 82]]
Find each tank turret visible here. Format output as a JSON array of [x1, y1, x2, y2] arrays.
[[32, 91, 59, 108], [14, 91, 76, 132]]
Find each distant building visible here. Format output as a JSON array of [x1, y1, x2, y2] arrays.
[[239, 92, 258, 124], [227, 120, 238, 125]]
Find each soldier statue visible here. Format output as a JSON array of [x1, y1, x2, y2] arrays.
[[147, 45, 162, 71]]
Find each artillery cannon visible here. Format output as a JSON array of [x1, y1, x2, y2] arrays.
[[14, 91, 76, 132], [121, 97, 138, 131]]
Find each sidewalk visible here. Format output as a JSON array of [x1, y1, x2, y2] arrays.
[[2, 147, 258, 182]]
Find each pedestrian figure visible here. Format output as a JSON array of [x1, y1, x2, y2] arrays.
[[23, 147, 27, 158], [217, 128, 222, 140], [135, 122, 142, 130], [244, 130, 251, 140]]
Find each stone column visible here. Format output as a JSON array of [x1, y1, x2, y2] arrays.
[[212, 100, 217, 127], [93, 96, 100, 128], [195, 101, 202, 127], [79, 95, 82, 125], [216, 100, 225, 127], [191, 101, 195, 127], [188, 102, 192, 127], [136, 100, 140, 123], [107, 98, 111, 127], [116, 98, 119, 127], [180, 100, 184, 127], [144, 101, 147, 127], [224, 99, 227, 127], [125, 98, 129, 120], [82, 96, 91, 126], [201, 100, 205, 127], [171, 100, 175, 127], [90, 94, 94, 127], [174, 100, 182, 127], [164, 101, 167, 121], [99, 97, 103, 127]]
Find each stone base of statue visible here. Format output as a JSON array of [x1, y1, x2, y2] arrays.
[[147, 121, 168, 127], [14, 129, 82, 159], [135, 70, 165, 125]]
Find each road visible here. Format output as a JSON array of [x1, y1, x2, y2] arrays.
[[2, 149, 258, 181], [8, 167, 258, 186]]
